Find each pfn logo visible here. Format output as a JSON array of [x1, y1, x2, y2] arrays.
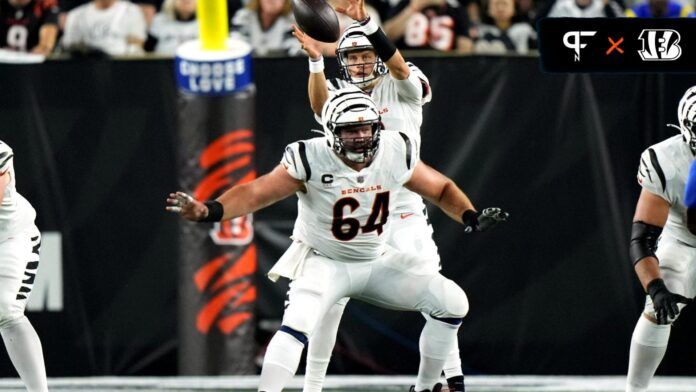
[[563, 31, 597, 61], [638, 29, 681, 61]]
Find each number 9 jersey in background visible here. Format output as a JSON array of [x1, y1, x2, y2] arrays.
[[281, 130, 418, 263], [0, 0, 59, 52]]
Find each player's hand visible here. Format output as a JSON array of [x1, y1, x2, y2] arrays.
[[166, 191, 209, 221], [648, 279, 693, 324], [292, 24, 323, 60], [335, 0, 368, 22], [462, 207, 509, 233], [647, 278, 692, 325]]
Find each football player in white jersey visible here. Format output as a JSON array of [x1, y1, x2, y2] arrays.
[[0, 141, 48, 392], [625, 86, 696, 392], [292, 0, 466, 390], [167, 88, 508, 392]]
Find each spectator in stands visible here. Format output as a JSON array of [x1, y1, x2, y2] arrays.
[[59, 0, 161, 28], [61, 0, 147, 55], [625, 0, 692, 17], [515, 0, 537, 24], [383, 0, 474, 53], [231, 0, 301, 56], [148, 0, 197, 54], [548, 0, 623, 17], [473, 0, 535, 54], [0, 0, 60, 55]]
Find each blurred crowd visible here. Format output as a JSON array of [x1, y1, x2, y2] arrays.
[[0, 0, 694, 58]]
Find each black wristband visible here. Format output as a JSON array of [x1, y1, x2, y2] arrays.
[[461, 209, 478, 229], [366, 28, 397, 63], [647, 278, 667, 297], [201, 200, 224, 222]]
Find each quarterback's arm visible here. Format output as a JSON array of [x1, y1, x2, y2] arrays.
[[0, 172, 9, 202], [308, 70, 329, 116], [404, 160, 475, 223], [337, 0, 411, 80], [632, 188, 669, 291], [292, 24, 330, 115]]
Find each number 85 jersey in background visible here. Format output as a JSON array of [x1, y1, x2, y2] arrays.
[[281, 130, 418, 263]]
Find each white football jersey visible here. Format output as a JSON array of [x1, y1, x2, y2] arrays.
[[637, 134, 695, 246], [62, 0, 147, 55], [323, 63, 432, 214], [281, 131, 418, 262], [0, 141, 36, 243]]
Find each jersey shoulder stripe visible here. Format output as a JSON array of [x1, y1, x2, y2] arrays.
[[298, 141, 312, 181], [648, 147, 666, 192], [398, 132, 413, 170]]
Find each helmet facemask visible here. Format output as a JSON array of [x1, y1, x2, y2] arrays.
[[322, 86, 383, 163], [331, 121, 382, 163], [336, 23, 387, 90]]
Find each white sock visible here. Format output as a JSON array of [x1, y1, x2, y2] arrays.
[[626, 315, 671, 392], [304, 301, 347, 392], [442, 338, 463, 379], [416, 317, 460, 391], [0, 316, 48, 392], [258, 330, 305, 392]]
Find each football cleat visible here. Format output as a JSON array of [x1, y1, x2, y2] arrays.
[[408, 383, 443, 392]]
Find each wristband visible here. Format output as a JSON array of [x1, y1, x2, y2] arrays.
[[363, 21, 397, 62], [461, 209, 478, 231], [309, 55, 325, 73], [201, 200, 224, 222], [360, 16, 379, 35]]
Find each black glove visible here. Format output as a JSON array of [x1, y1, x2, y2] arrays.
[[461, 208, 509, 233], [647, 278, 692, 325]]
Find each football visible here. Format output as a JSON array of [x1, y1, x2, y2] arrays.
[[292, 0, 341, 43]]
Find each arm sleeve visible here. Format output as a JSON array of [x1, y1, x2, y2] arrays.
[[0, 142, 14, 174], [637, 148, 673, 204]]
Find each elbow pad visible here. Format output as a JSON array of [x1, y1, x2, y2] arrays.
[[629, 221, 662, 265]]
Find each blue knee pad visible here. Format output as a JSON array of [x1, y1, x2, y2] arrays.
[[279, 325, 308, 346]]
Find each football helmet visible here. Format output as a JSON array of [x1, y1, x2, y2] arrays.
[[669, 86, 696, 154], [336, 22, 387, 89], [321, 86, 383, 163]]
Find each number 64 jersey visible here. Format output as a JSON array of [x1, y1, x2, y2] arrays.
[[281, 130, 418, 263]]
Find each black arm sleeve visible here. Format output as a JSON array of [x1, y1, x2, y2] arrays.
[[629, 221, 663, 266]]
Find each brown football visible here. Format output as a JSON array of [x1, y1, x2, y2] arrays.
[[292, 0, 341, 43]]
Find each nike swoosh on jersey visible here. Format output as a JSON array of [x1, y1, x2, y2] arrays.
[[400, 213, 415, 219]]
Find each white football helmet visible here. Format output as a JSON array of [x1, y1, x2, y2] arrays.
[[336, 22, 387, 89], [321, 85, 382, 163], [669, 86, 696, 154]]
